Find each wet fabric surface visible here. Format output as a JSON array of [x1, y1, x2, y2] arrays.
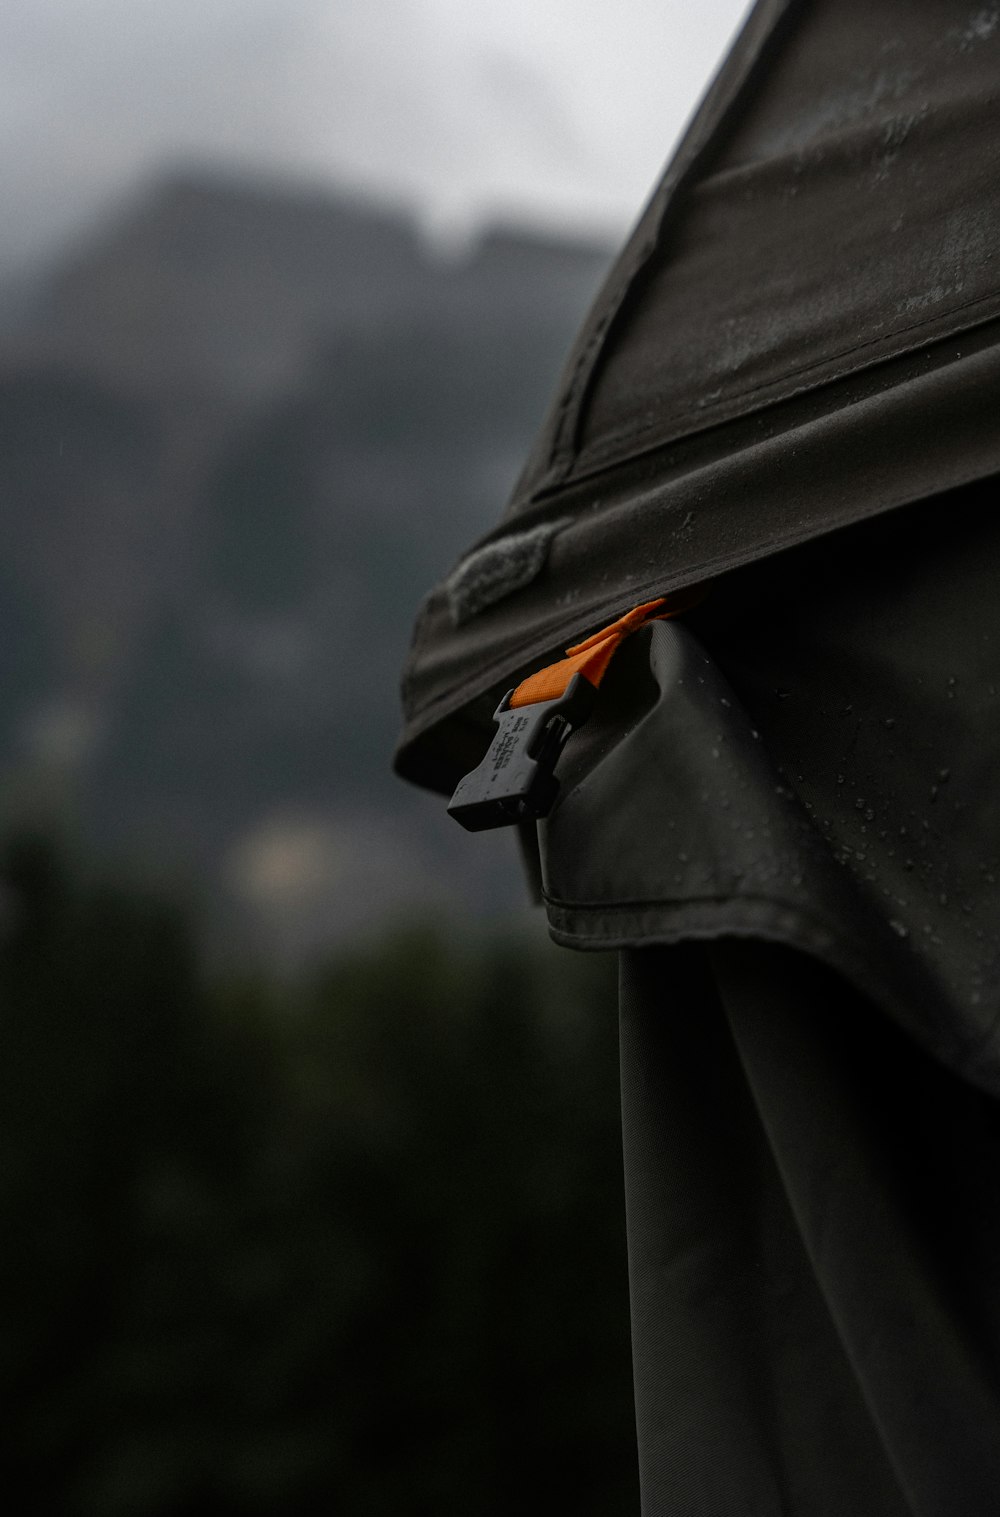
[[395, 0, 1000, 785], [576, 0, 1000, 477], [541, 481, 1000, 1095], [535, 486, 1000, 1510], [393, 3, 1000, 1500]]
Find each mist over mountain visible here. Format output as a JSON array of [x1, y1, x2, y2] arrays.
[[0, 170, 613, 963]]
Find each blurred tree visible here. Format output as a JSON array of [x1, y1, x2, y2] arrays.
[[0, 839, 636, 1515]]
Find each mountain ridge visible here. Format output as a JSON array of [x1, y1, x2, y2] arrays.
[[0, 168, 614, 962]]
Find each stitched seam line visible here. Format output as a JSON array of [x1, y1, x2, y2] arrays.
[[542, 887, 839, 924], [403, 472, 957, 729], [571, 291, 1000, 473], [545, 0, 796, 479]]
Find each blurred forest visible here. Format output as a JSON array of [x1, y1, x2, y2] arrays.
[[0, 174, 638, 1509], [0, 835, 635, 1514]]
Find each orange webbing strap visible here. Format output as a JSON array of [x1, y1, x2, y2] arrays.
[[509, 584, 709, 709]]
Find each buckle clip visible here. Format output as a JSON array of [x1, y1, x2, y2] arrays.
[[447, 673, 596, 832]]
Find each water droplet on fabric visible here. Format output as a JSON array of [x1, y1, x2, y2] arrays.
[[938, 768, 950, 782], [889, 920, 909, 939]]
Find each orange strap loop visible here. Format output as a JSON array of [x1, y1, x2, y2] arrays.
[[509, 584, 708, 709]]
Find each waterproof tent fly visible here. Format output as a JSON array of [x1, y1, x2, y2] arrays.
[[396, 3, 1000, 1510], [397, 0, 1000, 790]]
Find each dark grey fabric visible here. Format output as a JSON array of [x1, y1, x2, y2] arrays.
[[620, 940, 1000, 1515], [540, 480, 1000, 1096], [573, 1, 1000, 480], [394, 4, 1000, 1504], [396, 0, 1000, 791], [534, 484, 1000, 1510]]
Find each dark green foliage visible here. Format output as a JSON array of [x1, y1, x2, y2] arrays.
[[0, 839, 636, 1514]]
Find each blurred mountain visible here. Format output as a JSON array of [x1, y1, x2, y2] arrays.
[[0, 170, 613, 963]]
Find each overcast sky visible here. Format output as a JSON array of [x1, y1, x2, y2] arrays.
[[1, 0, 750, 266]]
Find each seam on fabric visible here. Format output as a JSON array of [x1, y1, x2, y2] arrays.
[[542, 0, 798, 485], [544, 895, 975, 1077], [570, 291, 1000, 477], [542, 886, 841, 928], [401, 480, 923, 730]]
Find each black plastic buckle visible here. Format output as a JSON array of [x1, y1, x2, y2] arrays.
[[447, 674, 596, 832]]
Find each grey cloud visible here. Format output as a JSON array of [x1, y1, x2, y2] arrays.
[[0, 0, 748, 269]]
